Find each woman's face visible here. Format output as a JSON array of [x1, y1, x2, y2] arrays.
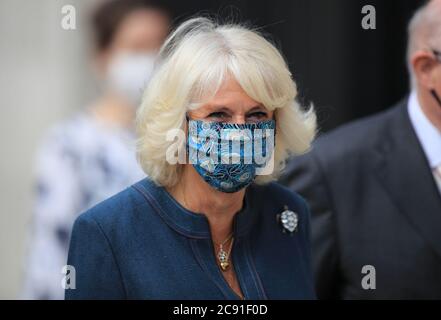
[[98, 8, 170, 104], [98, 8, 170, 72], [108, 9, 169, 56], [188, 78, 274, 124]]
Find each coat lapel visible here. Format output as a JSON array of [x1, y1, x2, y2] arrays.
[[372, 100, 441, 258]]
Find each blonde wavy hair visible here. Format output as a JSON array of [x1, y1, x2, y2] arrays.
[[136, 17, 317, 187]]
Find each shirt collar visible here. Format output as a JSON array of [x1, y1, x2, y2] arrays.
[[132, 178, 257, 239], [408, 91, 441, 169]]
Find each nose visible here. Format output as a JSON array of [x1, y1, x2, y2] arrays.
[[231, 114, 246, 124]]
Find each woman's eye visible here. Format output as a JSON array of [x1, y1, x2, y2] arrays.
[[247, 111, 268, 121], [207, 112, 229, 120]]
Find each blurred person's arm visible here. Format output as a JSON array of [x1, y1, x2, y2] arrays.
[[22, 127, 83, 300], [280, 152, 341, 299]]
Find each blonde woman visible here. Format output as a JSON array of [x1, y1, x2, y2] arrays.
[[66, 17, 317, 300]]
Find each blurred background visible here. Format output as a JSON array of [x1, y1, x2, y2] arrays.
[[0, 0, 421, 299]]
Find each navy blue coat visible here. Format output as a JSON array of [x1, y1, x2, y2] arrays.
[[65, 178, 315, 299]]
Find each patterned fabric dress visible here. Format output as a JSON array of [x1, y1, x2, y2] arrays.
[[21, 112, 145, 299]]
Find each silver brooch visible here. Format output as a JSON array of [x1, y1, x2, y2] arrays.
[[277, 205, 299, 233]]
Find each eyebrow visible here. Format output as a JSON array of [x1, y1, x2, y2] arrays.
[[245, 106, 267, 114], [208, 106, 233, 113], [207, 105, 265, 113]]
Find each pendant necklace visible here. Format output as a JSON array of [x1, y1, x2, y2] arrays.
[[215, 233, 234, 271], [180, 188, 236, 272]]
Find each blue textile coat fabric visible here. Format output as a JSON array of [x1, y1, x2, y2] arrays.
[[65, 178, 316, 299]]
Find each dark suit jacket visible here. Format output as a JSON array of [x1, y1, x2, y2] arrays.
[[280, 98, 441, 299], [65, 178, 315, 299]]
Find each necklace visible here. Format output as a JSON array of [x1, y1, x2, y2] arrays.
[[215, 233, 234, 271], [178, 186, 235, 271]]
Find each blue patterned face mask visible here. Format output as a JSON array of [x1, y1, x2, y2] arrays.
[[187, 119, 276, 193]]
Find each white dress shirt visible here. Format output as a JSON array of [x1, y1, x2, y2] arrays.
[[408, 91, 441, 194]]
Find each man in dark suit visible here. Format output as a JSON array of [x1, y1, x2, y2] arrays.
[[280, 0, 441, 299]]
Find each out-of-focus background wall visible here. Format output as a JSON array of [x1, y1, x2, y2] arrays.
[[0, 0, 97, 298], [0, 0, 422, 299]]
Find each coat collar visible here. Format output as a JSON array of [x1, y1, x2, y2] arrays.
[[371, 98, 441, 258], [132, 178, 258, 239], [408, 91, 441, 169]]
